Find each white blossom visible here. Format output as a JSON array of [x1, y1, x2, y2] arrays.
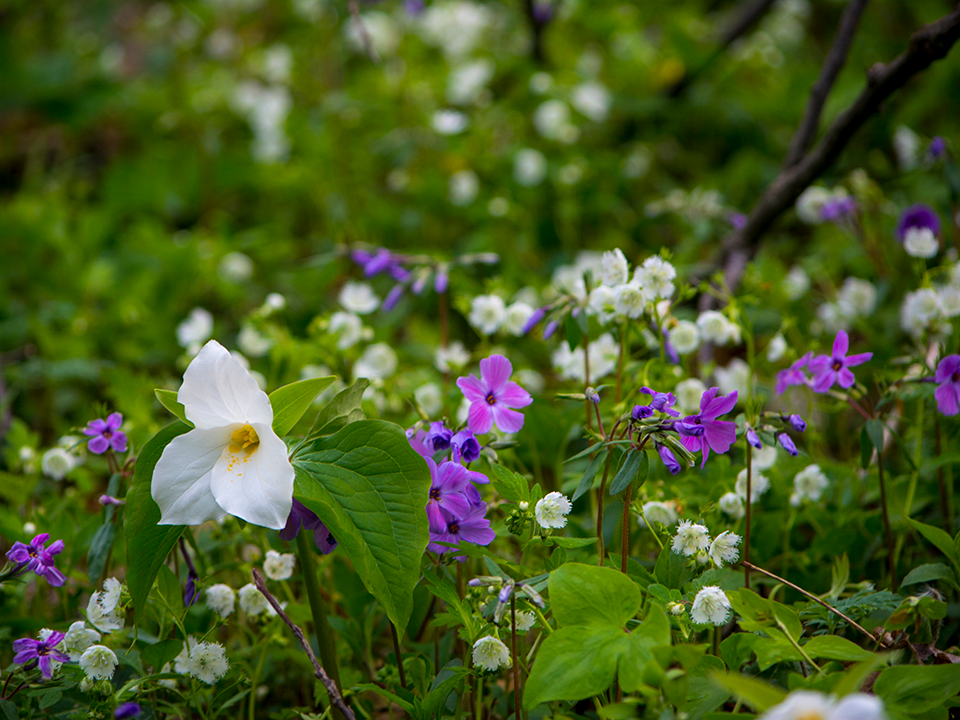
[[206, 584, 236, 617], [535, 492, 572, 529], [614, 283, 646, 319], [904, 227, 939, 258], [514, 149, 547, 187], [588, 286, 619, 325], [672, 520, 710, 556], [237, 325, 273, 358], [472, 636, 510, 671], [328, 311, 364, 350], [420, 2, 491, 58], [177, 308, 214, 349], [469, 295, 506, 335], [719, 492, 745, 520], [353, 343, 398, 381], [894, 125, 920, 170], [735, 468, 769, 503], [690, 586, 731, 625], [435, 342, 471, 373], [715, 358, 751, 398], [696, 310, 740, 346], [634, 256, 676, 301], [637, 501, 678, 528], [669, 321, 700, 355], [795, 186, 831, 224], [533, 100, 573, 141], [62, 622, 100, 662], [759, 690, 886, 720], [571, 82, 611, 122], [263, 550, 296, 581], [431, 109, 469, 135], [414, 383, 443, 417], [446, 59, 495, 105], [238, 583, 273, 616], [752, 445, 778, 471], [900, 288, 941, 336], [709, 531, 741, 567], [339, 281, 380, 315], [783, 266, 811, 300], [512, 611, 536, 632], [41, 448, 75, 481], [449, 169, 479, 205], [837, 278, 876, 319], [218, 252, 254, 283], [675, 379, 707, 413], [87, 579, 125, 633], [176, 637, 229, 684], [600, 249, 629, 286], [791, 465, 829, 506], [502, 302, 536, 336], [344, 12, 400, 56], [79, 645, 118, 680]]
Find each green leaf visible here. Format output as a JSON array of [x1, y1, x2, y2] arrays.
[[873, 664, 960, 716], [523, 625, 624, 708], [115, 648, 145, 676], [549, 563, 641, 628], [293, 419, 431, 630], [901, 563, 959, 591], [309, 379, 368, 437], [155, 389, 191, 427], [832, 656, 890, 697], [860, 427, 873, 470], [156, 564, 184, 617], [908, 519, 959, 565], [609, 449, 642, 496], [543, 536, 596, 549], [801, 635, 875, 662], [637, 602, 671, 646], [141, 639, 184, 672], [421, 567, 476, 640], [720, 633, 758, 672], [710, 673, 787, 713], [422, 666, 471, 714], [572, 449, 607, 502], [488, 464, 529, 504], [124, 422, 190, 622], [654, 542, 694, 590], [565, 314, 582, 351], [0, 699, 18, 720], [865, 419, 884, 454], [37, 689, 61, 710], [269, 376, 337, 437]]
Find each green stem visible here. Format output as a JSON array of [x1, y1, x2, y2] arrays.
[[249, 641, 269, 720], [776, 618, 822, 674], [596, 453, 612, 565], [296, 532, 344, 719], [475, 673, 483, 720], [391, 622, 407, 689], [744, 441, 752, 592]]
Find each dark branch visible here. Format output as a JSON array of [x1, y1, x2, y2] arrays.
[[522, 0, 547, 64], [252, 569, 356, 720], [783, 0, 870, 168]]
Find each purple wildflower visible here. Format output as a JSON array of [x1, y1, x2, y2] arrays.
[[677, 388, 738, 468], [457, 355, 533, 435], [896, 204, 941, 241], [746, 428, 762, 449], [428, 504, 496, 557], [407, 428, 433, 458], [775, 352, 813, 394], [808, 330, 872, 392], [6, 533, 66, 587], [820, 196, 858, 223], [427, 421, 453, 451], [522, 307, 547, 335], [426, 459, 473, 533], [280, 499, 337, 554], [382, 284, 405, 311], [632, 404, 654, 420], [543, 319, 559, 339], [929, 136, 946, 160], [586, 387, 600, 404], [354, 248, 410, 281], [115, 703, 142, 719], [13, 631, 69, 679], [452, 430, 482, 464], [777, 433, 798, 456], [656, 443, 681, 475], [786, 414, 806, 432], [83, 412, 127, 454], [728, 212, 747, 230], [532, 0, 553, 25], [934, 354, 960, 416], [404, 0, 425, 14], [640, 387, 680, 417], [99, 495, 125, 506], [435, 268, 449, 294], [412, 272, 429, 295]]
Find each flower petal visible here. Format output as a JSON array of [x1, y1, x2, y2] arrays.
[[807, 354, 830, 374], [153, 428, 233, 525], [467, 402, 494, 435], [479, 355, 513, 391], [106, 412, 123, 431], [456, 374, 487, 403], [832, 330, 849, 358], [844, 352, 872, 368], [935, 355, 960, 383], [178, 340, 273, 429], [491, 405, 525, 433], [838, 367, 857, 388], [88, 436, 110, 454], [812, 370, 837, 393], [704, 420, 736, 456], [701, 390, 737, 420], [209, 422, 293, 530], [935, 382, 960, 416], [497, 381, 533, 408]]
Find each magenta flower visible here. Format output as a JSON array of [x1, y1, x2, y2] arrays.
[[425, 459, 473, 533], [6, 533, 66, 587], [775, 352, 813, 395], [13, 631, 69, 679], [640, 386, 680, 417], [935, 355, 960, 416], [456, 355, 533, 434], [808, 330, 872, 392], [83, 412, 128, 454], [656, 444, 681, 475], [428, 504, 496, 557], [677, 388, 738, 468]]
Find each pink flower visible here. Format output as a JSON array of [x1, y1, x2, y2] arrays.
[[456, 355, 533, 434], [677, 388, 738, 468], [775, 352, 813, 395], [808, 330, 872, 392], [935, 355, 960, 416], [83, 412, 128, 454]]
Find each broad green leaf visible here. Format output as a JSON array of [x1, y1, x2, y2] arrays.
[[422, 666, 471, 714], [873, 664, 960, 715], [907, 519, 958, 565], [309, 379, 368, 438], [125, 422, 190, 621], [752, 634, 803, 671], [523, 625, 624, 708], [637, 602, 671, 646], [353, 684, 415, 713], [832, 656, 890, 697], [609, 449, 643, 495], [802, 635, 875, 662], [654, 542, 694, 590], [710, 673, 787, 713], [860, 427, 872, 469], [0, 698, 18, 720], [549, 563, 641, 628], [155, 389, 191, 427], [572, 449, 608, 502], [543, 536, 596, 549], [900, 563, 959, 591], [720, 633, 758, 672], [269, 376, 337, 437], [141, 639, 184, 672], [156, 564, 184, 617], [421, 567, 476, 640], [293, 419, 431, 630], [865, 419, 884, 454], [488, 463, 529, 504], [615, 631, 660, 693]]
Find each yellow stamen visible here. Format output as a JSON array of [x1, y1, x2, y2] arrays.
[[229, 424, 260, 455]]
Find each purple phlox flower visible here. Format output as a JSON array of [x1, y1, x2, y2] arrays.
[[532, 0, 553, 25], [677, 388, 738, 469], [745, 428, 762, 449], [354, 248, 410, 281], [457, 355, 533, 435], [929, 136, 946, 160], [728, 212, 747, 230], [115, 703, 143, 719], [777, 433, 798, 456], [428, 504, 496, 558], [464, 483, 484, 507], [99, 495, 125, 506], [896, 204, 941, 241], [83, 412, 127, 454], [775, 352, 813, 395], [640, 387, 680, 417], [808, 330, 872, 392], [6, 533, 66, 587], [382, 284, 405, 311], [465, 468, 489, 486], [427, 421, 453, 451], [280, 499, 337, 554], [452, 430, 482, 464], [522, 307, 547, 335], [435, 267, 449, 294], [632, 404, 654, 420], [13, 631, 69, 679], [820, 196, 858, 223], [786, 414, 806, 432], [426, 459, 473, 533], [543, 319, 559, 339], [406, 428, 433, 458], [656, 443, 681, 475], [934, 354, 960, 416]]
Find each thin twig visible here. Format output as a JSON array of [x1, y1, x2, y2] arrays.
[[740, 561, 891, 649], [252, 569, 356, 720]]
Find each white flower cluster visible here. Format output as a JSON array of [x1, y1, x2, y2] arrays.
[[696, 310, 741, 347], [735, 468, 770, 504], [790, 464, 829, 506], [177, 307, 214, 354], [435, 341, 471, 373], [418, 1, 491, 58], [175, 637, 230, 684], [552, 333, 619, 382], [535, 492, 573, 529], [672, 521, 742, 568], [467, 295, 537, 336], [238, 583, 278, 617], [900, 268, 960, 337], [814, 278, 876, 335], [353, 343, 398, 382], [232, 81, 292, 164], [263, 550, 296, 581], [583, 250, 676, 326], [758, 689, 886, 720], [472, 635, 510, 671], [87, 578, 125, 633], [645, 188, 727, 222], [79, 644, 118, 680], [206, 584, 237, 618], [690, 586, 732, 625], [636, 500, 678, 529]]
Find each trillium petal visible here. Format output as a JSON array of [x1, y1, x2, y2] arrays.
[[479, 355, 512, 391], [178, 341, 273, 429], [209, 422, 293, 530], [153, 428, 233, 525]]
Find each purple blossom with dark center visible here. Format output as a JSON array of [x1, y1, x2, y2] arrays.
[[452, 430, 481, 463], [426, 459, 473, 533], [728, 212, 747, 230], [6, 533, 66, 587], [929, 136, 946, 160], [677, 388, 738, 468], [543, 319, 559, 339], [786, 414, 806, 432], [656, 443, 681, 475], [808, 330, 872, 392], [896, 204, 941, 241], [746, 428, 762, 449], [777, 433, 798, 456], [83, 412, 127, 454], [820, 196, 858, 223], [457, 355, 533, 434], [382, 284, 405, 311], [13, 631, 69, 679], [934, 354, 960, 416], [280, 499, 337, 554], [428, 504, 496, 558], [775, 352, 813, 394], [522, 307, 547, 335], [632, 404, 654, 420], [115, 703, 142, 719], [427, 421, 453, 451], [640, 387, 680, 417]]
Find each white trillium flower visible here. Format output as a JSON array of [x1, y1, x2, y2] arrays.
[[263, 550, 296, 581], [690, 586, 731, 625], [672, 520, 711, 556], [759, 690, 886, 720], [535, 492, 572, 529], [79, 645, 118, 680], [472, 636, 511, 671], [152, 340, 295, 530], [206, 584, 237, 617]]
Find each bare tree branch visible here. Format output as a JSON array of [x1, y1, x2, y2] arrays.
[[253, 569, 356, 720], [783, 0, 870, 168]]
